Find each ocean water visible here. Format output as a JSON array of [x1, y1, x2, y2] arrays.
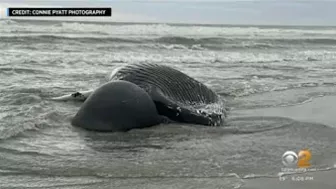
[[0, 19, 336, 188]]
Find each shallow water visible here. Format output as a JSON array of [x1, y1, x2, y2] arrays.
[[0, 19, 336, 188]]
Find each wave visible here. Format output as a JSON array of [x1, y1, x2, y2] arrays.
[[3, 21, 336, 35], [242, 166, 336, 179], [219, 80, 336, 99], [0, 19, 18, 25], [2, 34, 336, 51], [156, 37, 336, 46], [2, 21, 336, 50], [3, 34, 336, 45]]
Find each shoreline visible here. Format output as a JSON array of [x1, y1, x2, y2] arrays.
[[232, 95, 336, 128], [234, 95, 336, 188]]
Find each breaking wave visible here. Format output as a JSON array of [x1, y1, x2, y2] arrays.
[[2, 20, 336, 50], [2, 34, 336, 50]]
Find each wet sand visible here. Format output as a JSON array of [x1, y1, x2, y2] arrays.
[[235, 95, 336, 189], [241, 169, 336, 189], [233, 95, 336, 127]]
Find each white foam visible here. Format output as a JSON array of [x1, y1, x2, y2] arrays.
[[2, 21, 336, 39]]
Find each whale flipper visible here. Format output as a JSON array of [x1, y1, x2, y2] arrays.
[[148, 86, 223, 126], [51, 90, 93, 102]]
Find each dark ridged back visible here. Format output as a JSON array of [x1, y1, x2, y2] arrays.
[[109, 63, 220, 106]]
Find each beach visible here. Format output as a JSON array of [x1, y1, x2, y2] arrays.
[[236, 95, 336, 189], [0, 19, 335, 188]]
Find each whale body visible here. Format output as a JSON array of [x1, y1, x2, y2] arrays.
[[52, 64, 226, 131]]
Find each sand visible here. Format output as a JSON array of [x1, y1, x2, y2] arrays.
[[233, 95, 336, 127], [241, 169, 336, 189], [236, 95, 336, 189]]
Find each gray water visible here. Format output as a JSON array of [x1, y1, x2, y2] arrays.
[[0, 19, 336, 188]]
